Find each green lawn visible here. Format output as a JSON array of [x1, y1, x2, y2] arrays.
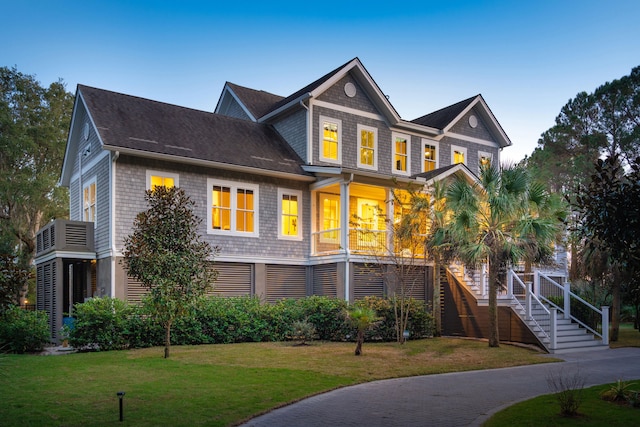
[[1, 338, 553, 427], [485, 323, 640, 426]]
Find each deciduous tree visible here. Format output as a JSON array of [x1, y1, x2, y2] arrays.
[[0, 66, 72, 268], [122, 186, 218, 358]]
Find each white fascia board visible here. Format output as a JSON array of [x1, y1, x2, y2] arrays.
[[34, 250, 96, 264], [103, 145, 316, 182], [424, 163, 480, 187], [394, 120, 442, 136], [441, 95, 511, 148], [218, 85, 258, 122], [257, 93, 312, 123]]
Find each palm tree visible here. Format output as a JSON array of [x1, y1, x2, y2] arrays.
[[444, 164, 566, 347], [348, 306, 380, 355]]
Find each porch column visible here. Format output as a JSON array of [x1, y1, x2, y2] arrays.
[[341, 180, 351, 300]]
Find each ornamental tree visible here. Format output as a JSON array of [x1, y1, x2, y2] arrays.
[[122, 186, 218, 358]]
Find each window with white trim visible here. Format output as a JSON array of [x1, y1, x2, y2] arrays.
[[393, 132, 411, 175], [83, 177, 96, 223], [319, 116, 342, 163], [357, 124, 377, 170], [478, 151, 493, 172], [146, 170, 179, 190], [319, 193, 340, 243], [207, 179, 259, 237], [278, 188, 302, 240], [422, 139, 438, 172], [451, 145, 467, 165]]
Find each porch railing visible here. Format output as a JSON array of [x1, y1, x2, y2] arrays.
[[534, 272, 609, 344], [312, 228, 427, 256]]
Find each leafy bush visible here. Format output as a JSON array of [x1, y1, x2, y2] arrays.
[[600, 379, 636, 402], [289, 319, 317, 344], [70, 297, 134, 351], [295, 296, 350, 341], [355, 296, 434, 341], [0, 305, 49, 353]]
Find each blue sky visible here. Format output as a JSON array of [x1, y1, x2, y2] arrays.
[[3, 0, 639, 162]]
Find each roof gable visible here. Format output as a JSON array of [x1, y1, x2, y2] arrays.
[[215, 82, 284, 121], [62, 85, 311, 182], [411, 95, 511, 148]]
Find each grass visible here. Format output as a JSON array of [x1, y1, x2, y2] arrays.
[[484, 383, 640, 427], [485, 323, 640, 426], [1, 337, 554, 427]]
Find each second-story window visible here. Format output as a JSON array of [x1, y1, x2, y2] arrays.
[[320, 116, 341, 163], [393, 133, 411, 174], [208, 179, 259, 237], [357, 125, 377, 170], [278, 189, 302, 240], [83, 177, 96, 223], [422, 140, 438, 172], [479, 151, 492, 171]]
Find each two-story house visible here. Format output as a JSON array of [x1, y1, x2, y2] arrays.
[[35, 57, 512, 342]]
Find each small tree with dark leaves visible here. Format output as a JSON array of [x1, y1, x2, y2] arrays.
[[122, 186, 218, 358]]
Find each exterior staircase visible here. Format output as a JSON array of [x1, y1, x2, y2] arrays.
[[447, 264, 609, 354]]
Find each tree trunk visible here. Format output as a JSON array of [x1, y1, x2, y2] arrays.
[[433, 261, 442, 337], [488, 257, 500, 347], [164, 320, 172, 359], [355, 330, 364, 356], [610, 282, 620, 342]]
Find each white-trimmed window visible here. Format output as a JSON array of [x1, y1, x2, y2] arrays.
[[146, 170, 179, 190], [479, 151, 493, 172], [393, 132, 411, 175], [278, 188, 302, 240], [319, 193, 340, 243], [83, 177, 96, 223], [319, 116, 342, 163], [357, 124, 377, 170], [207, 179, 259, 237], [451, 145, 467, 165], [422, 139, 438, 173]]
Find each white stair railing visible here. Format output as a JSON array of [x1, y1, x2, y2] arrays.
[[508, 270, 552, 346]]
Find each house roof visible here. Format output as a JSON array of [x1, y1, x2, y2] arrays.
[[76, 84, 312, 179], [412, 163, 479, 185], [411, 96, 478, 129], [222, 83, 284, 120]]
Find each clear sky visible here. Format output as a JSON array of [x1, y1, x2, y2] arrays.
[[3, 0, 639, 163]]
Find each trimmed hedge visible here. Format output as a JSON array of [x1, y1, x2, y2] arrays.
[[69, 295, 434, 351]]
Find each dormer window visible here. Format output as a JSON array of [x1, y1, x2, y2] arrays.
[[320, 116, 341, 164]]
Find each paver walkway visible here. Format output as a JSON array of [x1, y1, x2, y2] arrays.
[[240, 347, 640, 427]]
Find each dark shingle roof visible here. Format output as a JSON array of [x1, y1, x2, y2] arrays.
[[262, 58, 355, 117], [225, 82, 284, 119], [78, 85, 309, 177], [411, 95, 478, 130]]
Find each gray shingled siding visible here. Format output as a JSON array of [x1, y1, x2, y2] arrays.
[[223, 96, 252, 121], [69, 179, 80, 220], [316, 74, 378, 114], [450, 108, 495, 141], [114, 156, 310, 261], [83, 156, 111, 254], [273, 109, 307, 162]]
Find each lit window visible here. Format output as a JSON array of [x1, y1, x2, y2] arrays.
[[83, 178, 96, 223], [279, 189, 302, 240], [212, 185, 231, 231], [451, 145, 467, 165], [393, 133, 411, 174], [320, 193, 340, 242], [320, 116, 341, 163], [207, 179, 259, 237], [146, 170, 179, 190], [479, 151, 492, 171], [422, 140, 438, 172], [357, 125, 377, 170]]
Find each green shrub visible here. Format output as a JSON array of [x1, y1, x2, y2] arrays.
[[0, 305, 49, 353], [70, 297, 134, 351], [289, 318, 317, 344], [296, 296, 350, 341], [355, 296, 434, 341]]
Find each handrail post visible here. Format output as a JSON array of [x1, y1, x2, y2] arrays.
[[507, 269, 513, 297], [602, 306, 609, 345], [525, 281, 532, 320], [533, 271, 540, 298], [563, 279, 571, 320], [549, 307, 557, 351]]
